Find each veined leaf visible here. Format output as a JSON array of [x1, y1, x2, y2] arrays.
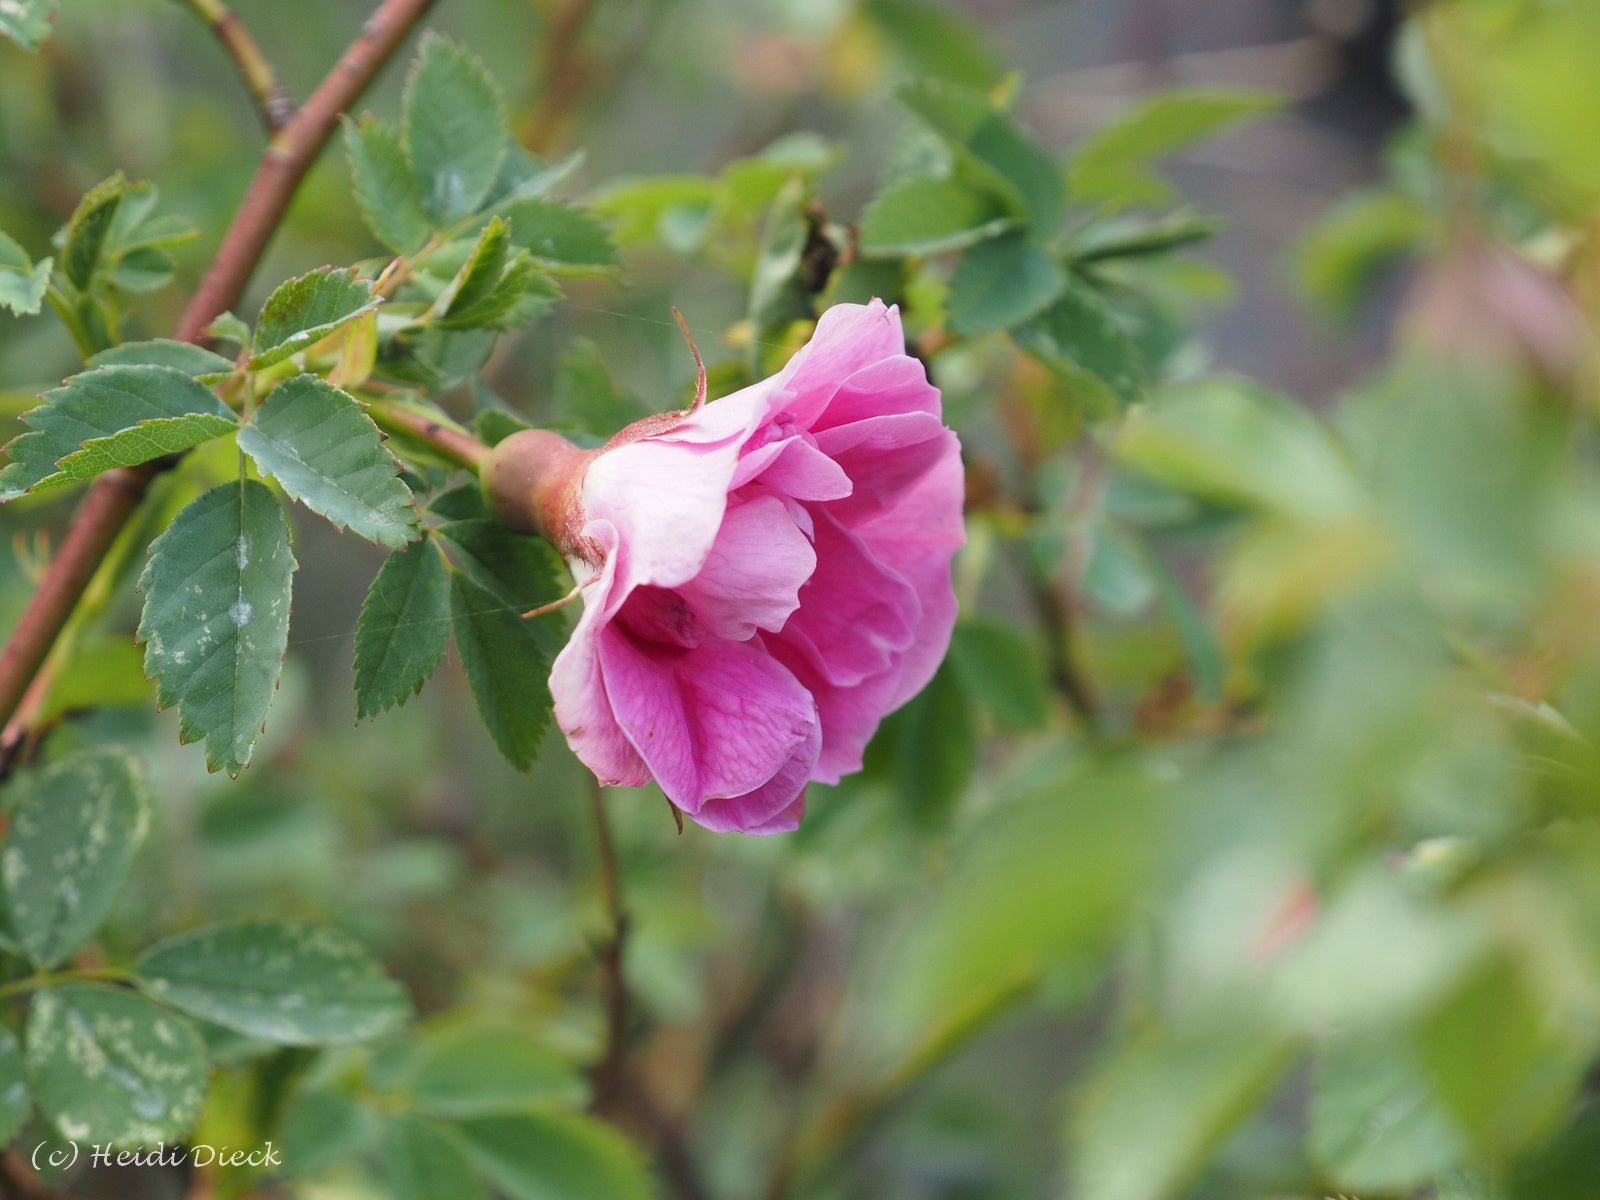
[[1, 748, 150, 969], [133, 919, 412, 1045], [0, 364, 237, 502], [430, 217, 548, 331], [453, 1111, 653, 1200], [858, 177, 1012, 257], [404, 35, 506, 226], [26, 985, 206, 1146], [947, 231, 1065, 335], [354, 543, 451, 718], [237, 375, 418, 547], [896, 79, 1064, 230], [87, 339, 236, 376], [386, 1116, 489, 1200], [375, 1025, 584, 1117], [1013, 275, 1147, 404], [449, 572, 554, 773], [0, 231, 50, 316], [497, 197, 617, 274], [0, 0, 55, 51], [137, 480, 297, 776], [344, 114, 434, 254], [60, 172, 127, 289], [250, 266, 379, 369]]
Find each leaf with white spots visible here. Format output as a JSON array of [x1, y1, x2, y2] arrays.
[[25, 985, 206, 1146], [237, 375, 419, 548], [0, 1026, 31, 1145], [132, 919, 412, 1045], [249, 267, 379, 370], [1, 748, 150, 969], [136, 481, 297, 776], [0, 0, 56, 52]]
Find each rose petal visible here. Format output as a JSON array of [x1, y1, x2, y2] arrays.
[[676, 493, 816, 641], [690, 715, 819, 834]]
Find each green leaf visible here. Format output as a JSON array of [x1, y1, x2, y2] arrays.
[[497, 198, 618, 274], [948, 617, 1050, 731], [1013, 276, 1147, 404], [1310, 1033, 1466, 1192], [1297, 188, 1431, 319], [429, 217, 549, 330], [947, 231, 1065, 336], [862, 0, 1004, 90], [280, 1089, 381, 1177], [0, 0, 55, 51], [593, 175, 718, 249], [1069, 88, 1278, 207], [60, 172, 128, 289], [344, 114, 433, 254], [250, 266, 379, 369], [133, 919, 411, 1045], [237, 375, 418, 547], [436, 518, 567, 621], [868, 657, 976, 827], [2, 748, 149, 969], [87, 339, 235, 376], [25, 984, 206, 1146], [387, 1116, 489, 1200], [0, 364, 238, 501], [449, 572, 555, 773], [1071, 209, 1226, 263], [0, 231, 50, 315], [0, 1027, 30, 1146], [896, 79, 1064, 230], [748, 177, 813, 336], [453, 1112, 653, 1200], [136, 480, 297, 776], [404, 35, 507, 226], [1068, 1018, 1296, 1200], [354, 543, 451, 718], [375, 1025, 584, 1117], [858, 177, 1012, 257]]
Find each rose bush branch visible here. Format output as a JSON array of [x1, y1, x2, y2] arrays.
[[175, 0, 296, 133], [0, 0, 438, 732]]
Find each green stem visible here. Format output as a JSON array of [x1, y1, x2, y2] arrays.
[[0, 965, 137, 1003]]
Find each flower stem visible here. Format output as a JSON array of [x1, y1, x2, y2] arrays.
[[367, 402, 490, 473]]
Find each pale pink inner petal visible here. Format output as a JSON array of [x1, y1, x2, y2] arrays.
[[808, 356, 940, 432], [773, 300, 906, 428], [598, 629, 817, 809], [675, 493, 816, 641]]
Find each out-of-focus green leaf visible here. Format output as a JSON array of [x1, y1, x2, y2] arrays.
[[748, 176, 813, 336], [404, 35, 506, 226], [250, 267, 379, 369], [1071, 209, 1225, 263], [386, 1115, 489, 1200], [498, 197, 617, 274], [0, 231, 50, 316], [949, 617, 1050, 731], [26, 985, 206, 1145], [452, 1111, 653, 1200], [0, 1028, 29, 1146], [1069, 89, 1278, 207], [374, 1024, 585, 1116], [0, 0, 55, 51], [1298, 189, 1431, 318], [0, 364, 237, 502], [2, 748, 149, 968], [862, 0, 1005, 89], [948, 230, 1064, 336], [134, 919, 411, 1044], [238, 375, 417, 547], [137, 481, 297, 776], [280, 1089, 381, 1177], [1115, 378, 1360, 518], [354, 543, 451, 719], [871, 657, 976, 826], [1069, 1018, 1295, 1200], [858, 176, 1012, 257], [344, 114, 434, 255], [593, 176, 718, 249], [1310, 1032, 1466, 1191], [896, 79, 1064, 230]]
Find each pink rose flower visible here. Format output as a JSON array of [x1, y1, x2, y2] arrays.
[[487, 300, 964, 833]]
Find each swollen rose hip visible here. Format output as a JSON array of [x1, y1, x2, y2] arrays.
[[485, 300, 964, 833]]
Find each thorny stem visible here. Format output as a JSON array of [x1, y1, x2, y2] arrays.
[[176, 0, 296, 133], [0, 0, 438, 737], [587, 781, 631, 1120]]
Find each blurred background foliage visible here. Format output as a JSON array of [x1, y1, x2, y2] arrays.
[[7, 0, 1600, 1198]]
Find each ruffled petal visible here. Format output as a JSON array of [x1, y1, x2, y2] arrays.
[[676, 493, 816, 641], [690, 713, 819, 834]]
